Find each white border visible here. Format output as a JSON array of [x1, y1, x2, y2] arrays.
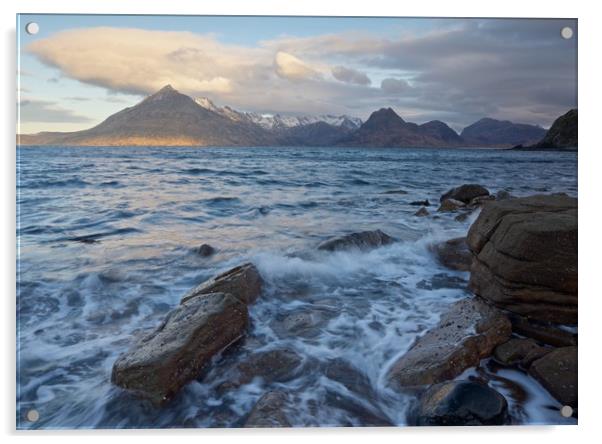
[[2, 1, 600, 443]]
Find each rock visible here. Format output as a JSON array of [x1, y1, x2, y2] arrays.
[[509, 314, 577, 347], [467, 194, 496, 209], [386, 297, 511, 388], [437, 198, 466, 212], [529, 346, 577, 407], [414, 207, 430, 217], [382, 189, 408, 195], [194, 243, 216, 257], [493, 338, 551, 368], [111, 292, 248, 405], [318, 229, 395, 252], [440, 184, 490, 204], [454, 212, 470, 222], [410, 200, 430, 206], [415, 380, 508, 426], [432, 237, 472, 271], [244, 391, 291, 427], [219, 348, 303, 391], [467, 194, 577, 324], [495, 190, 513, 201], [181, 263, 263, 305]]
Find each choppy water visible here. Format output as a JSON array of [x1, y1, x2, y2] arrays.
[[16, 146, 577, 429]]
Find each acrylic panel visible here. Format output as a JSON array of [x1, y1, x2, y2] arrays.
[[16, 14, 578, 429]]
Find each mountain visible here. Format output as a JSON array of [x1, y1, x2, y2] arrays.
[[460, 117, 547, 147], [194, 97, 362, 131], [527, 109, 577, 150], [336, 108, 462, 147], [19, 85, 276, 146]]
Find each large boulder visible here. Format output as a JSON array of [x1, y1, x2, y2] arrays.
[[386, 298, 511, 388], [467, 194, 577, 324], [432, 237, 472, 271], [440, 184, 490, 204], [529, 346, 577, 407], [181, 263, 263, 305], [437, 198, 465, 213], [111, 292, 248, 405], [493, 338, 551, 368], [244, 391, 291, 428], [318, 229, 395, 252], [414, 380, 508, 426]]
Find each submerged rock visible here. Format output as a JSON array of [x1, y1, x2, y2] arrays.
[[529, 346, 577, 407], [415, 380, 508, 426], [244, 391, 291, 428], [467, 194, 577, 324], [111, 292, 248, 405], [317, 229, 395, 252], [194, 243, 216, 257], [493, 338, 551, 368], [386, 297, 511, 388], [440, 184, 490, 204], [437, 198, 465, 212], [432, 237, 472, 271], [414, 207, 430, 217], [410, 200, 430, 206], [181, 263, 263, 305]]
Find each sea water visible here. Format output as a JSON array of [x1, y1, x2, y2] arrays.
[[16, 146, 578, 428]]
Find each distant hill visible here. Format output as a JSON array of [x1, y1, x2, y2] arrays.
[[527, 109, 577, 150], [460, 117, 547, 147], [18, 85, 567, 149]]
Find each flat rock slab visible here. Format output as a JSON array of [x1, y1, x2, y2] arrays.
[[529, 346, 577, 407], [112, 292, 248, 405], [415, 380, 508, 426], [493, 338, 551, 368], [432, 237, 472, 271], [244, 391, 291, 427], [181, 263, 263, 305], [318, 229, 395, 252], [386, 297, 511, 388], [467, 194, 577, 324]]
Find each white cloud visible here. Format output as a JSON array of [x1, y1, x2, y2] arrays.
[[274, 51, 321, 81]]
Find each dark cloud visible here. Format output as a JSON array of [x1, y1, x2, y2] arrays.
[[19, 99, 93, 123], [380, 78, 411, 94], [331, 66, 371, 86]]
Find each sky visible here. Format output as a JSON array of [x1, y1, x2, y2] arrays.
[[17, 15, 577, 134]]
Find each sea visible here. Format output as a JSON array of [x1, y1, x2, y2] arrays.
[[16, 146, 578, 428]]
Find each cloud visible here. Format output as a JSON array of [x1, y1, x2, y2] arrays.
[[381, 78, 411, 94], [19, 99, 93, 123], [332, 66, 371, 86], [274, 51, 321, 81]]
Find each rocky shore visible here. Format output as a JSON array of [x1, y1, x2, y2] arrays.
[[111, 185, 577, 426]]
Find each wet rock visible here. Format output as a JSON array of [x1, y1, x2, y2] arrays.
[[414, 207, 430, 217], [493, 338, 551, 368], [244, 391, 291, 428], [440, 184, 490, 204], [415, 380, 508, 426], [454, 212, 470, 222], [509, 314, 577, 347], [318, 229, 395, 252], [386, 297, 511, 388], [220, 348, 303, 391], [467, 194, 577, 324], [111, 292, 248, 405], [529, 346, 577, 407], [467, 194, 496, 209], [495, 190, 513, 201], [437, 198, 465, 212], [274, 309, 331, 338], [410, 200, 430, 206], [181, 263, 263, 305], [194, 243, 216, 257], [324, 358, 374, 398], [381, 189, 408, 195], [416, 273, 467, 291], [432, 237, 472, 271]]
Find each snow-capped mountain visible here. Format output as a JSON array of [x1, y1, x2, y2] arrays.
[[194, 97, 362, 131]]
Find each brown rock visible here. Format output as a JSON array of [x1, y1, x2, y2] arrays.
[[318, 229, 395, 252], [194, 243, 216, 257], [440, 184, 490, 204], [386, 297, 511, 388], [467, 194, 496, 209], [432, 237, 472, 271], [437, 198, 465, 212], [111, 292, 248, 405], [493, 338, 551, 368], [414, 207, 430, 217], [181, 263, 263, 305], [244, 391, 291, 428], [509, 315, 577, 347], [467, 194, 577, 324], [529, 346, 577, 407]]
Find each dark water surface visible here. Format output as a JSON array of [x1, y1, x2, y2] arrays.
[[16, 146, 577, 428]]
